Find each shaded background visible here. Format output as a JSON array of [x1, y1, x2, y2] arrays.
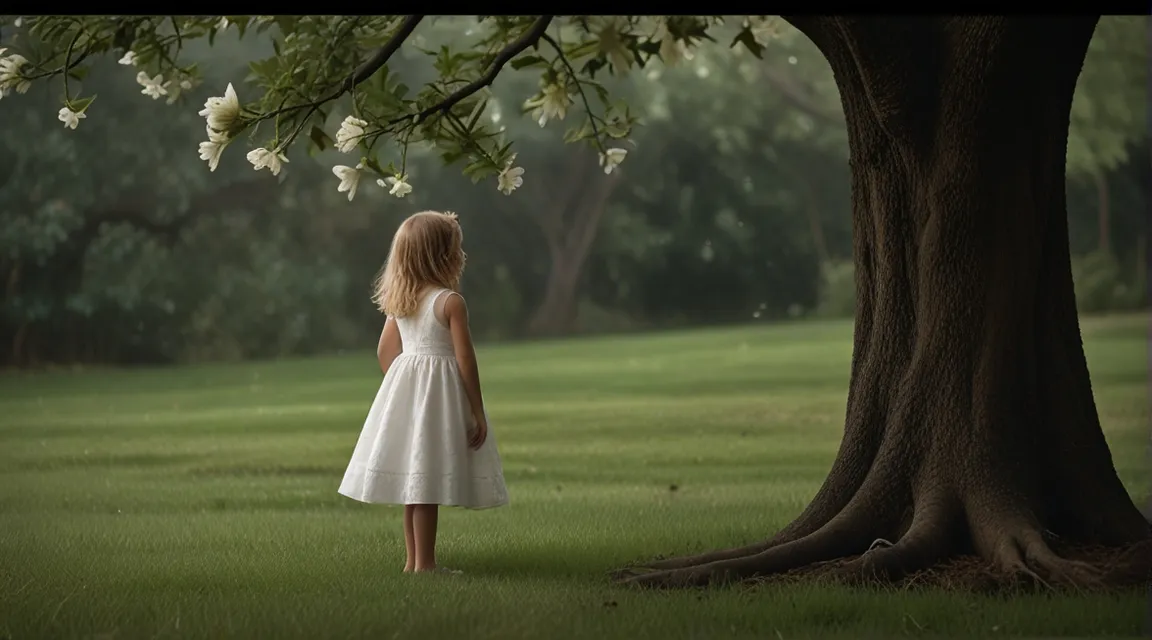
[[1, 17, 1146, 368]]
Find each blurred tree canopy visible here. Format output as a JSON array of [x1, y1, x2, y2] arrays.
[[0, 16, 1145, 366]]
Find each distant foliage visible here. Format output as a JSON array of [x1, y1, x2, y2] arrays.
[[814, 261, 856, 319], [1072, 250, 1148, 314]]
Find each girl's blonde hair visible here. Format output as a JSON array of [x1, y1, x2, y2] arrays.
[[372, 210, 466, 317]]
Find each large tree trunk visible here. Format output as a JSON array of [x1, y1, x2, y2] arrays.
[[530, 247, 586, 337], [617, 16, 1150, 589]]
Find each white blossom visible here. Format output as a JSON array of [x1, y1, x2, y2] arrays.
[[660, 37, 693, 68], [648, 18, 693, 67], [497, 164, 524, 195], [246, 147, 288, 176], [57, 106, 85, 130], [198, 83, 241, 132], [13, 17, 22, 28], [599, 147, 628, 175], [136, 71, 168, 100], [523, 83, 572, 128], [216, 17, 230, 30], [335, 116, 368, 154], [638, 16, 663, 38], [198, 126, 229, 172], [162, 77, 196, 105], [595, 17, 633, 73], [377, 174, 412, 198], [118, 50, 138, 66], [748, 16, 781, 46], [332, 164, 363, 201], [0, 52, 31, 94]]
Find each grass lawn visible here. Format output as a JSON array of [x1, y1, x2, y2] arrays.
[[0, 314, 1148, 639]]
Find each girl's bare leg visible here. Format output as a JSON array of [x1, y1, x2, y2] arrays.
[[411, 504, 440, 571], [403, 505, 416, 572]]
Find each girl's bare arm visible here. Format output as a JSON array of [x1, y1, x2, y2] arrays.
[[445, 293, 488, 448], [377, 316, 403, 376]]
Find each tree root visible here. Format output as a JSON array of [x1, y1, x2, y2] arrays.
[[991, 528, 1102, 591], [616, 492, 892, 588], [612, 493, 1151, 592], [614, 539, 780, 576]]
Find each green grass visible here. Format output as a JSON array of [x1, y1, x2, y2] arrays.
[[1, 315, 1148, 639]]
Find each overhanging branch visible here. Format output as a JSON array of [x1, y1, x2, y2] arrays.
[[256, 15, 425, 126], [391, 15, 555, 126], [335, 15, 424, 97]]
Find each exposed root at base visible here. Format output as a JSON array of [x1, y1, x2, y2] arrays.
[[613, 531, 1151, 593], [751, 539, 1152, 594]]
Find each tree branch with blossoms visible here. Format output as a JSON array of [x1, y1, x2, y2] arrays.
[[0, 15, 785, 202]]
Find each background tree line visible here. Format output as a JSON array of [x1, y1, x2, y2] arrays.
[[1, 17, 1145, 367]]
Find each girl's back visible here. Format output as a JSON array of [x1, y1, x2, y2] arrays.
[[394, 288, 456, 357]]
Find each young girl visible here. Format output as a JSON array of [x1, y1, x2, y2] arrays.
[[338, 210, 509, 574]]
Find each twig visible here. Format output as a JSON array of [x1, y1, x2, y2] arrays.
[[269, 15, 423, 148], [540, 31, 605, 152], [255, 15, 424, 126], [61, 26, 82, 104], [170, 16, 182, 50], [390, 15, 555, 126], [333, 15, 419, 96], [23, 17, 92, 81]]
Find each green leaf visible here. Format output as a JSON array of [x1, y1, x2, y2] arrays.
[[731, 29, 765, 59], [440, 149, 467, 165], [510, 54, 547, 71], [370, 65, 390, 93], [67, 66, 90, 82], [69, 95, 96, 112], [309, 125, 330, 152], [563, 120, 596, 143], [463, 157, 497, 184], [581, 58, 606, 80], [588, 81, 610, 106], [465, 97, 488, 132], [564, 40, 599, 60], [274, 16, 297, 37]]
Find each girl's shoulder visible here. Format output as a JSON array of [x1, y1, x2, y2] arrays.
[[431, 289, 466, 327]]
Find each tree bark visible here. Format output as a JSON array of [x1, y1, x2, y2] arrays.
[[617, 16, 1150, 589]]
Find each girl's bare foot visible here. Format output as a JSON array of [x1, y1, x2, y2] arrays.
[[415, 566, 462, 575]]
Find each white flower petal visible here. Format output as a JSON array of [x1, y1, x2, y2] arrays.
[[332, 165, 361, 201], [497, 165, 525, 195], [599, 148, 628, 175], [57, 106, 85, 130]]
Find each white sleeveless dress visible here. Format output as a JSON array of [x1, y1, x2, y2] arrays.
[[338, 288, 509, 509]]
